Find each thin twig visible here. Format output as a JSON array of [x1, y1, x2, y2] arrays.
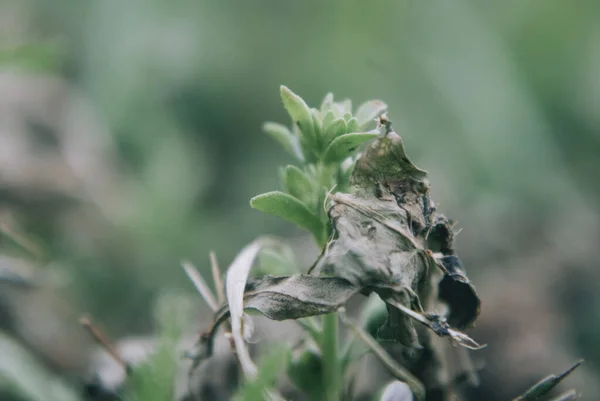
[[547, 389, 579, 401], [181, 260, 219, 311], [0, 221, 45, 261], [209, 252, 225, 305], [80, 315, 128, 373], [338, 308, 425, 401], [387, 299, 485, 350]]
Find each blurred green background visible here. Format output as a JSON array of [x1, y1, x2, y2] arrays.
[[1, 0, 599, 400]]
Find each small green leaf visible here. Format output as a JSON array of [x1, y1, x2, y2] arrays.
[[355, 100, 387, 128], [129, 293, 188, 401], [514, 360, 584, 401], [320, 92, 334, 114], [233, 346, 290, 401], [322, 131, 379, 163], [311, 108, 323, 149], [323, 118, 347, 145], [250, 191, 324, 242], [258, 243, 297, 275], [346, 117, 360, 133], [343, 112, 353, 122], [322, 110, 335, 132], [263, 122, 303, 161], [283, 165, 314, 203], [287, 345, 324, 401], [280, 85, 315, 145]]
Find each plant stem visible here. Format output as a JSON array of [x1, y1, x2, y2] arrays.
[[314, 161, 341, 401], [321, 312, 341, 401], [338, 309, 425, 401]]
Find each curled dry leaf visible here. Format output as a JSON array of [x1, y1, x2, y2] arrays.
[[190, 120, 482, 391]]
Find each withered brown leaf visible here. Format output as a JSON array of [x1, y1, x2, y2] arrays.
[[194, 121, 482, 367]]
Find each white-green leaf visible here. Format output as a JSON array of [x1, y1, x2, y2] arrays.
[[258, 243, 297, 276], [262, 122, 303, 161], [340, 99, 352, 114], [330, 103, 346, 119], [283, 165, 313, 202], [250, 191, 324, 242], [320, 92, 334, 114], [322, 131, 379, 163], [280, 85, 315, 145], [225, 240, 274, 379], [356, 100, 388, 128]]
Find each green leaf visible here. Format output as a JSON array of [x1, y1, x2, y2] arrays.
[[258, 243, 297, 276], [355, 100, 387, 128], [288, 345, 324, 401], [322, 131, 379, 163], [233, 346, 290, 401], [280, 85, 315, 146], [283, 165, 314, 203], [513, 360, 584, 401], [262, 122, 303, 161], [311, 108, 324, 149], [322, 110, 335, 133], [250, 191, 324, 242], [323, 118, 347, 145], [128, 292, 189, 401], [346, 117, 360, 134]]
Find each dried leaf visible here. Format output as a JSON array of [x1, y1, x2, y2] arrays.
[[193, 274, 359, 373], [218, 275, 358, 323], [193, 122, 484, 395]]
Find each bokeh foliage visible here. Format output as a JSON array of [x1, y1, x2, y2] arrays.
[[1, 0, 600, 399]]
